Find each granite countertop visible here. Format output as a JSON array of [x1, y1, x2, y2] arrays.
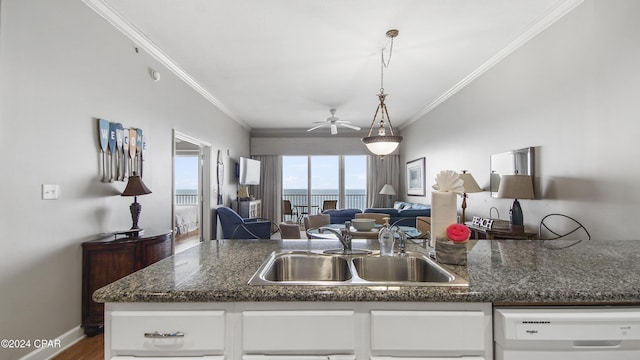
[[93, 238, 640, 305]]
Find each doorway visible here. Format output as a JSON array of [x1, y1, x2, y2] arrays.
[[173, 131, 211, 253]]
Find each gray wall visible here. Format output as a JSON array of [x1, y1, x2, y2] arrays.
[[0, 0, 249, 358], [399, 0, 640, 240]]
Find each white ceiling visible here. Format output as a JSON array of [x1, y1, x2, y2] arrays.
[[93, 0, 582, 135]]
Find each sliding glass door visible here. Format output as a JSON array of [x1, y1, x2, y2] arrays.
[[283, 156, 367, 215], [344, 156, 367, 209]]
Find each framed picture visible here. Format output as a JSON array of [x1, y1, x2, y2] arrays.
[[406, 157, 426, 196]]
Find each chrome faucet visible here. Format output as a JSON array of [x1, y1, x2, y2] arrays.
[[319, 221, 352, 253], [394, 226, 408, 257]]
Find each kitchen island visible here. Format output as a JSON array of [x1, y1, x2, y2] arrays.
[[94, 239, 640, 359], [94, 238, 640, 304]]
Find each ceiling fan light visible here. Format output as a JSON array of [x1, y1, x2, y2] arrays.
[[362, 135, 403, 156]]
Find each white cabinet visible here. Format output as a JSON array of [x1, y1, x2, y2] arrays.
[[110, 310, 225, 355], [242, 310, 355, 353], [236, 199, 262, 218], [105, 304, 231, 359], [105, 302, 492, 360], [371, 310, 486, 356]]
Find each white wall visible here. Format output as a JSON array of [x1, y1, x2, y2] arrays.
[[399, 0, 640, 240], [0, 0, 249, 358]]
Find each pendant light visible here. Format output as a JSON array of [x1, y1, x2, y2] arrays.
[[362, 29, 403, 158]]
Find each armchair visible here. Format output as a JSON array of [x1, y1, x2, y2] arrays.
[[217, 207, 274, 239]]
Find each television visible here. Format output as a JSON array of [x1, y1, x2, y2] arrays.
[[236, 157, 261, 185]]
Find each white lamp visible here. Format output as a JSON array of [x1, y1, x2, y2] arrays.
[[379, 184, 396, 208], [458, 171, 482, 223]]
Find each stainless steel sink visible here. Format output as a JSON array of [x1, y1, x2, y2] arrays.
[[352, 255, 455, 283], [248, 250, 468, 286], [252, 251, 352, 284]]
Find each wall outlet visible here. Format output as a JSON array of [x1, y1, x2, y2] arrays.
[[42, 184, 59, 200]]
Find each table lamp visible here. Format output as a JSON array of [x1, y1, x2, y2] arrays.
[[121, 173, 152, 231], [379, 184, 396, 208], [459, 171, 482, 223], [497, 175, 534, 233]]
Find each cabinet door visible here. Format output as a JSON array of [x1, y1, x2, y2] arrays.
[[371, 357, 484, 360], [371, 311, 486, 354], [242, 310, 355, 353], [82, 243, 137, 331], [113, 357, 224, 360], [243, 356, 355, 360]]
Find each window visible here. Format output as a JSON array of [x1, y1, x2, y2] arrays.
[[283, 156, 367, 213]]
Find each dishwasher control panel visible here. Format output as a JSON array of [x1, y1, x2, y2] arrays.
[[496, 307, 640, 341]]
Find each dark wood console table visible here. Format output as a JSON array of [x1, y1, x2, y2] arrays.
[[81, 229, 172, 336]]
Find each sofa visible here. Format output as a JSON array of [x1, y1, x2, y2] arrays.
[[322, 208, 362, 224], [364, 201, 431, 227]]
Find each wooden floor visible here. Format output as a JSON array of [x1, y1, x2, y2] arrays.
[[52, 334, 103, 360], [175, 229, 201, 253]]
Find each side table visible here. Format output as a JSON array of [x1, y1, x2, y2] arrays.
[[81, 228, 171, 336]]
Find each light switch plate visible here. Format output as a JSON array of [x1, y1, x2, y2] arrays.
[[42, 184, 59, 200]]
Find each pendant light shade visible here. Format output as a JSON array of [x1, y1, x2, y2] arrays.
[[362, 134, 403, 155]]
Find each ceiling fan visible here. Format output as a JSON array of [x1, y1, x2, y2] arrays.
[[307, 109, 361, 135]]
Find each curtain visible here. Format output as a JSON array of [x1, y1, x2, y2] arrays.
[[366, 155, 400, 208], [251, 155, 282, 223]]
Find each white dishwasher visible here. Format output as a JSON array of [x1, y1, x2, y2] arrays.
[[494, 307, 640, 360]]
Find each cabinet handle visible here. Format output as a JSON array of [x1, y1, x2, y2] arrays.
[[144, 331, 185, 338]]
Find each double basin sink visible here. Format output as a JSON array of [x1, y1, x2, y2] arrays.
[[248, 250, 468, 287]]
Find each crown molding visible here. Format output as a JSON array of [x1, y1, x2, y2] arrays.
[[81, 0, 249, 130], [402, 0, 585, 129]]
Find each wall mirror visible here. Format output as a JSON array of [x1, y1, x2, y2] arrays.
[[490, 147, 535, 198]]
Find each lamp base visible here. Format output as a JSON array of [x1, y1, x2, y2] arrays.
[[130, 198, 142, 230], [509, 198, 524, 233]]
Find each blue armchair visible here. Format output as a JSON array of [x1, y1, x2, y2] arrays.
[[217, 207, 273, 239]]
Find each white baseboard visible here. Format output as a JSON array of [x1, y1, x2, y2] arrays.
[[17, 326, 86, 360]]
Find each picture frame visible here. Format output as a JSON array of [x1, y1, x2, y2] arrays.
[[406, 157, 426, 196]]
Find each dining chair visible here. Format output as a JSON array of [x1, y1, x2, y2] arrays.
[[539, 213, 590, 249], [282, 200, 297, 222], [303, 214, 331, 239], [279, 222, 302, 239], [415, 216, 431, 239], [355, 212, 390, 225], [321, 200, 338, 212]]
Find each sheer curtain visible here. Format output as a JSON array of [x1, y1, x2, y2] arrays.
[[251, 155, 282, 222], [366, 155, 400, 208]]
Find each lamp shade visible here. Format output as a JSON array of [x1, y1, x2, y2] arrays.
[[121, 175, 152, 197], [497, 175, 534, 199], [379, 184, 397, 196], [459, 173, 482, 193]]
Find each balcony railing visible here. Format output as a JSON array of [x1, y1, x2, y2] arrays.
[[283, 193, 367, 213], [176, 194, 198, 205]]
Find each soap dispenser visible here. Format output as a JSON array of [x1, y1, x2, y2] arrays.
[[378, 217, 395, 256]]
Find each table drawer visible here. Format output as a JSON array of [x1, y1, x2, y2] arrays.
[[110, 310, 225, 354]]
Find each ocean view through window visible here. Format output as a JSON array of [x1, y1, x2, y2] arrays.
[[175, 155, 199, 205], [283, 156, 367, 212]]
